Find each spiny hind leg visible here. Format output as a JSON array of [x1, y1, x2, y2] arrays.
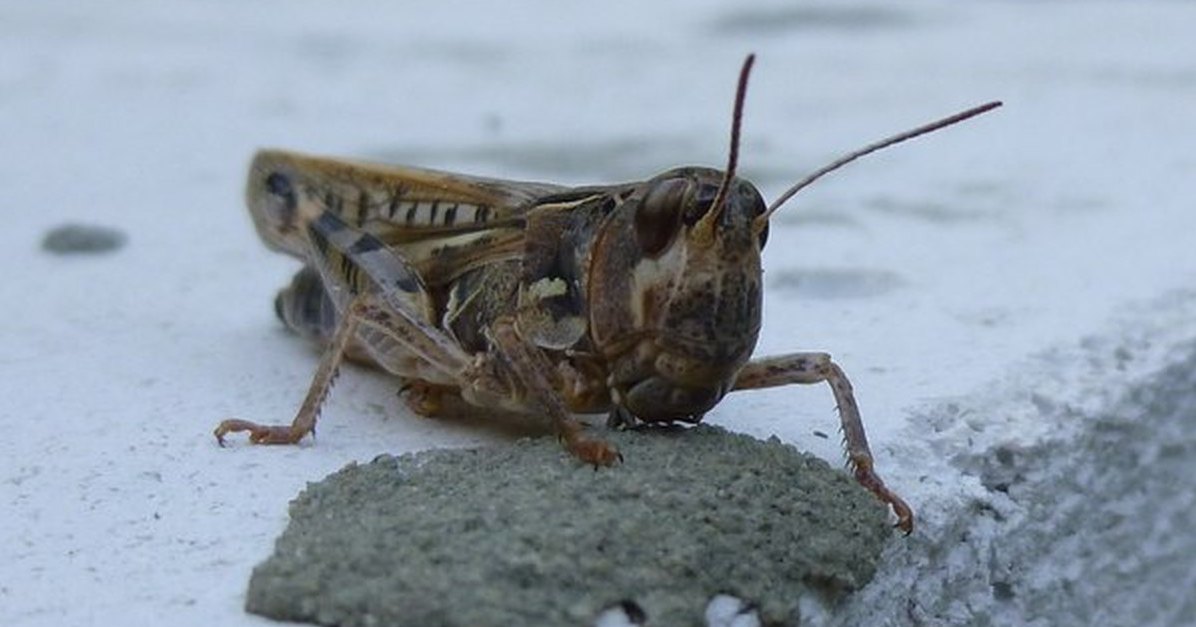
[[216, 205, 484, 447], [215, 297, 365, 446], [732, 352, 913, 534], [215, 290, 481, 446]]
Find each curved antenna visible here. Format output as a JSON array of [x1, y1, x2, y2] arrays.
[[756, 100, 1003, 227], [694, 53, 755, 243]]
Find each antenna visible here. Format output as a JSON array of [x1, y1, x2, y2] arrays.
[[758, 100, 1003, 225], [695, 53, 755, 241]]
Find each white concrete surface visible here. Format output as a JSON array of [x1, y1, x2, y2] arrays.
[[3, 1, 1195, 625]]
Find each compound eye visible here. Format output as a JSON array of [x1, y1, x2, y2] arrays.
[[635, 178, 688, 256], [682, 183, 720, 226], [736, 181, 769, 249]]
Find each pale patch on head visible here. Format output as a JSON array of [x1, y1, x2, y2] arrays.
[[629, 237, 687, 329], [527, 276, 568, 300]]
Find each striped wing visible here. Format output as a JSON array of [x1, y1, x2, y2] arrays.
[[248, 149, 568, 240], [247, 149, 575, 286]]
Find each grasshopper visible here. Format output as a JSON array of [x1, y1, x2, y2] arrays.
[[216, 54, 1000, 534]]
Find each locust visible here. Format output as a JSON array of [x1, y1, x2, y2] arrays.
[[215, 54, 1000, 534]]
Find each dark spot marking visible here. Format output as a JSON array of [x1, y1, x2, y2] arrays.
[[342, 257, 361, 292], [348, 236, 383, 255], [405, 204, 417, 225], [356, 189, 370, 226], [541, 292, 582, 322], [265, 173, 298, 223], [429, 200, 440, 224], [307, 223, 331, 257], [265, 172, 293, 199], [387, 192, 401, 219], [393, 271, 420, 294], [324, 190, 343, 214], [313, 212, 346, 234], [444, 204, 458, 225]]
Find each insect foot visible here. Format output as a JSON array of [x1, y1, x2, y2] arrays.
[[398, 381, 455, 417], [559, 421, 622, 467], [214, 419, 313, 446], [851, 453, 914, 535]]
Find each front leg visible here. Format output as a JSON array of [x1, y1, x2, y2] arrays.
[[488, 318, 620, 467], [732, 352, 914, 534]]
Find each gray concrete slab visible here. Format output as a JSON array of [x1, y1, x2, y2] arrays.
[[246, 426, 891, 626]]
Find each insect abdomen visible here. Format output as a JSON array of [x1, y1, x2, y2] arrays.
[[275, 266, 339, 342]]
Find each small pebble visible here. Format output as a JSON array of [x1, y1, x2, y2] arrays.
[[41, 223, 127, 255]]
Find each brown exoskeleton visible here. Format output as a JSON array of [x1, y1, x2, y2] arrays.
[[215, 54, 1001, 534]]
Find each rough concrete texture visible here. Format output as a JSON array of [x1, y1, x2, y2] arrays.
[[245, 425, 891, 626], [815, 295, 1196, 627], [961, 345, 1196, 625]]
